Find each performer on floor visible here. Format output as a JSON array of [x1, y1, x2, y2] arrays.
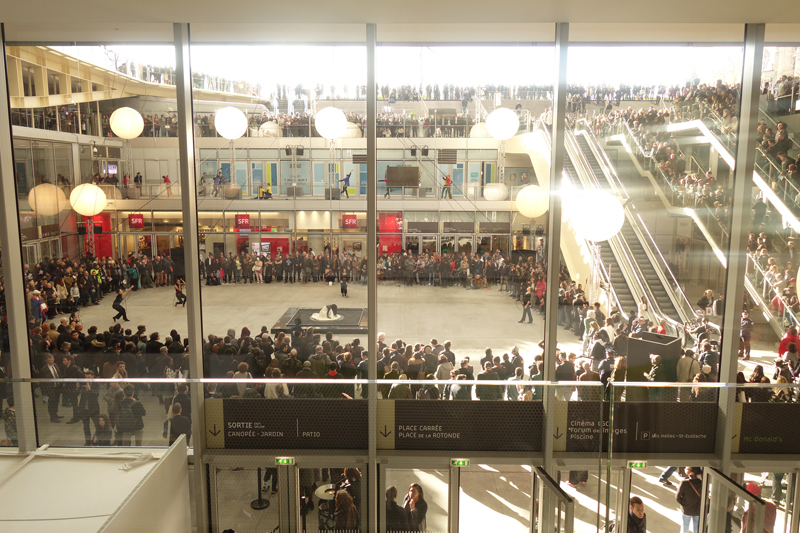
[[174, 278, 187, 307], [112, 286, 133, 322]]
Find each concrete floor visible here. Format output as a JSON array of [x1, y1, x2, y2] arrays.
[[72, 280, 779, 378]]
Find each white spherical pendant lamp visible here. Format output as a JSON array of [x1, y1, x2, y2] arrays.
[[314, 107, 348, 140], [70, 183, 107, 217], [515, 185, 549, 218], [486, 108, 519, 141], [258, 121, 281, 138], [469, 123, 491, 138], [28, 183, 67, 216], [483, 182, 509, 201], [342, 122, 362, 138], [109, 107, 144, 140], [214, 107, 248, 140], [568, 190, 624, 242]]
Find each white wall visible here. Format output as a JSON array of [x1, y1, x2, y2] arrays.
[[100, 437, 191, 533]]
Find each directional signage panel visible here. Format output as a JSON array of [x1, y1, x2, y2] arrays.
[[553, 401, 717, 454], [377, 400, 543, 452], [205, 399, 368, 450], [611, 402, 717, 454], [735, 403, 800, 454]]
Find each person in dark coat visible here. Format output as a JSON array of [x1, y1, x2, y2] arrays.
[[386, 485, 410, 531], [644, 355, 668, 401], [402, 483, 428, 532], [168, 402, 192, 445], [627, 496, 647, 533], [676, 467, 703, 533], [76, 370, 101, 445]]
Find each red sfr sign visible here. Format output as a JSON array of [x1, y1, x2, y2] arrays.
[[129, 214, 144, 228], [342, 214, 358, 228], [235, 214, 250, 230]]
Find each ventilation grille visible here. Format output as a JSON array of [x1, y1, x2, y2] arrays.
[[438, 149, 457, 164]]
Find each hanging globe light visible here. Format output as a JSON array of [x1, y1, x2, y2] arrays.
[[70, 183, 107, 217], [314, 107, 348, 140], [258, 121, 281, 138], [568, 190, 624, 242], [486, 108, 520, 141], [28, 183, 67, 216], [469, 123, 491, 138], [515, 185, 549, 218], [483, 183, 509, 201], [214, 107, 248, 140], [109, 107, 144, 140], [342, 122, 362, 138]]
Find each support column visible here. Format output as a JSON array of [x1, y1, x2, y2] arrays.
[[542, 20, 569, 461], [710, 22, 764, 531], [448, 466, 460, 533], [173, 22, 209, 533], [366, 22, 379, 533], [539, 23, 569, 533], [0, 24, 37, 452]]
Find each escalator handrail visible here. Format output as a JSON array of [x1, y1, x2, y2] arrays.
[[757, 103, 800, 155], [746, 252, 800, 327], [563, 125, 681, 334], [535, 119, 630, 322], [575, 118, 697, 326]]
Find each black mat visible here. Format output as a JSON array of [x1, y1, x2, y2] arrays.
[[291, 308, 365, 326], [271, 307, 368, 335]]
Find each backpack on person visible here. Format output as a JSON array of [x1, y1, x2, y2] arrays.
[[254, 354, 268, 376], [117, 401, 136, 433]]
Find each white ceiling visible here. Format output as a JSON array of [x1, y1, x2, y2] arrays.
[[2, 3, 800, 45]]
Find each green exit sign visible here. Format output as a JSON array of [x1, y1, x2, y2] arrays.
[[275, 457, 295, 466], [451, 459, 470, 467], [628, 461, 647, 469]]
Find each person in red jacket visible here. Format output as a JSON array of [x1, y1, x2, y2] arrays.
[[778, 326, 799, 358]]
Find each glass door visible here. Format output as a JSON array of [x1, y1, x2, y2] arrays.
[[209, 454, 368, 533], [251, 161, 263, 195], [440, 235, 455, 255], [456, 235, 474, 255], [382, 463, 451, 533], [492, 235, 510, 256], [458, 463, 533, 533], [533, 467, 575, 533], [22, 242, 38, 266], [476, 236, 491, 255], [421, 235, 438, 254], [405, 234, 420, 255], [295, 458, 368, 533]]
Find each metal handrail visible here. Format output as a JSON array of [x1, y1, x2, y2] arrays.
[[746, 252, 800, 327], [758, 105, 800, 153], [619, 120, 732, 246]]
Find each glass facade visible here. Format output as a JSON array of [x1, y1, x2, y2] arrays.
[[1, 21, 799, 533]]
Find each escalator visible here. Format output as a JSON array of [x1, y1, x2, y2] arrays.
[[561, 144, 637, 315], [573, 133, 684, 324]]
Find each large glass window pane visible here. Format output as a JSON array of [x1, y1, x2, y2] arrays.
[[191, 38, 367, 385]]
